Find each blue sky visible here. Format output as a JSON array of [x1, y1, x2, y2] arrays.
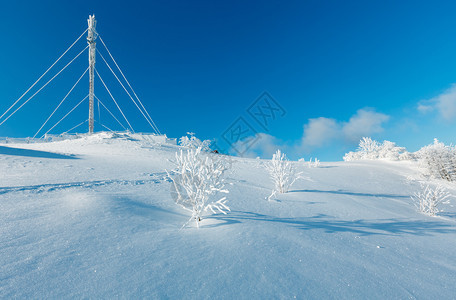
[[1, 0, 456, 160]]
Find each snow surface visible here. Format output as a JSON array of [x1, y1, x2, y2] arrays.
[[1, 132, 456, 298]]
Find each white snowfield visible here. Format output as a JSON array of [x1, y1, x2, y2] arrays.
[[1, 132, 455, 299]]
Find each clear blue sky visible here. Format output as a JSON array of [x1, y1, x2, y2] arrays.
[[1, 0, 456, 160]]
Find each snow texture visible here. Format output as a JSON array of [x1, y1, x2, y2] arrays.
[[1, 132, 456, 298]]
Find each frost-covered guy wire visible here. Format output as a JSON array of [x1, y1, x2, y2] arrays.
[[266, 149, 302, 201], [411, 183, 451, 217], [167, 147, 230, 228], [0, 29, 88, 124]]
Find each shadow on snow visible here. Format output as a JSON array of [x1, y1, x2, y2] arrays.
[[110, 196, 186, 218], [289, 189, 409, 199], [0, 174, 171, 195], [206, 211, 456, 236], [0, 145, 78, 160]]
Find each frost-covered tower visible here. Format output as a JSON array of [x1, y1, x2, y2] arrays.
[[87, 15, 97, 134], [0, 14, 162, 137]]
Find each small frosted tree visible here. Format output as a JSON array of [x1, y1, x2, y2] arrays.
[[308, 158, 320, 168], [344, 137, 412, 161], [179, 132, 211, 151], [377, 141, 407, 160], [359, 137, 380, 154], [411, 184, 451, 216], [168, 147, 230, 228], [266, 149, 301, 200], [298, 158, 320, 168], [416, 139, 456, 182]]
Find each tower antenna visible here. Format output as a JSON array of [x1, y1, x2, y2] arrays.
[[87, 14, 97, 134]]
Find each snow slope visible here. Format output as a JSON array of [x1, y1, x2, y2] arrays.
[[1, 132, 456, 299]]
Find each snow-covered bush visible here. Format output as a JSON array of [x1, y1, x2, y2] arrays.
[[179, 132, 211, 151], [298, 157, 320, 168], [343, 152, 359, 161], [344, 137, 412, 161], [266, 150, 301, 200], [416, 139, 456, 182], [308, 158, 320, 168], [377, 141, 407, 160], [411, 184, 451, 216], [398, 151, 414, 161], [168, 147, 230, 228], [359, 137, 380, 153]]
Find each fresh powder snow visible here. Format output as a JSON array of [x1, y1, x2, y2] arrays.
[[1, 132, 455, 298]]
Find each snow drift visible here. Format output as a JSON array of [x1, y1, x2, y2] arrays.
[[1, 132, 456, 298]]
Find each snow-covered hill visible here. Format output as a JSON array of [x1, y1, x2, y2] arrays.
[[1, 132, 456, 298]]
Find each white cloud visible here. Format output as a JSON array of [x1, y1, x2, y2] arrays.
[[227, 108, 390, 159], [418, 84, 456, 121], [302, 117, 339, 147], [301, 108, 390, 148], [230, 133, 284, 158], [417, 103, 434, 114], [342, 109, 390, 142]]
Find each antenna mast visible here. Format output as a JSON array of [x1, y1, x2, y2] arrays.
[[87, 15, 97, 134]]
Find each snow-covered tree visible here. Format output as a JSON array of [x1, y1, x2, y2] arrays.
[[416, 139, 456, 182], [359, 137, 380, 154], [344, 137, 412, 161], [308, 158, 320, 168], [377, 141, 406, 160], [299, 157, 320, 168], [411, 184, 451, 216], [266, 150, 301, 200], [168, 147, 230, 228], [179, 132, 211, 151]]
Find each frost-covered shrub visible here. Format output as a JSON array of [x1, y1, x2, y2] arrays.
[[377, 141, 407, 160], [298, 157, 320, 168], [308, 158, 320, 168], [266, 150, 301, 200], [399, 151, 414, 161], [411, 184, 451, 216], [168, 147, 230, 228], [343, 152, 360, 161], [344, 137, 412, 161], [179, 132, 211, 151], [359, 137, 380, 153], [416, 139, 456, 182]]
